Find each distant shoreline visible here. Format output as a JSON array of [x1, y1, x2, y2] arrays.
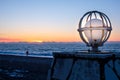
[[0, 41, 120, 44], [0, 53, 53, 58]]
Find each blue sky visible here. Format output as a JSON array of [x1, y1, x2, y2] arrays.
[[0, 0, 120, 42]]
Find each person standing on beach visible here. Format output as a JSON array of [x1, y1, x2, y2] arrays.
[[26, 50, 29, 56]]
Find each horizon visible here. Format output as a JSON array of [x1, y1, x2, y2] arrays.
[[0, 0, 120, 42], [0, 41, 120, 43]]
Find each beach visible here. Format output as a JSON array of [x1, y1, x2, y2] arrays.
[[0, 54, 53, 80]]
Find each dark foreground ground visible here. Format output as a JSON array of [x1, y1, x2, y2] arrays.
[[0, 54, 53, 80]]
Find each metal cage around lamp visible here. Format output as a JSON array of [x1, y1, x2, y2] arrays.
[[78, 11, 112, 52]]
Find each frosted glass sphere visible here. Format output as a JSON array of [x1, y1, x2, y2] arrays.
[[85, 19, 102, 28], [84, 19, 107, 45]]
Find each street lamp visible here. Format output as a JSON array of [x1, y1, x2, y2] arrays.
[[78, 11, 112, 52]]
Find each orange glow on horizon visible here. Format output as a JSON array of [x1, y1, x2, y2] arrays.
[[0, 32, 120, 43], [0, 37, 120, 43]]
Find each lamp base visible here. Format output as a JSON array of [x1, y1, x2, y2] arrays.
[[91, 46, 99, 52]]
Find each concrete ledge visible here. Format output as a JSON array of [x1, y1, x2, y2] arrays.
[[49, 52, 120, 80]]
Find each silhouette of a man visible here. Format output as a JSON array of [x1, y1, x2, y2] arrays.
[[26, 50, 29, 56]]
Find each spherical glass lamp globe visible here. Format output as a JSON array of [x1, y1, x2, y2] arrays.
[[84, 19, 107, 45], [78, 11, 112, 52]]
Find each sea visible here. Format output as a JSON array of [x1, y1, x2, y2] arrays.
[[0, 41, 120, 79], [0, 42, 120, 57]]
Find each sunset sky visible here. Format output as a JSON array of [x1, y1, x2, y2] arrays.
[[0, 0, 120, 42]]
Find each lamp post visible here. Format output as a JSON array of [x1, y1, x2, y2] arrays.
[[48, 11, 120, 80], [78, 11, 112, 52]]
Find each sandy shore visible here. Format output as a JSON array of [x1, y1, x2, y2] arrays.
[[0, 54, 53, 80]]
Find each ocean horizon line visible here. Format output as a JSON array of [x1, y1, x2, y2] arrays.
[[0, 41, 120, 44]]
